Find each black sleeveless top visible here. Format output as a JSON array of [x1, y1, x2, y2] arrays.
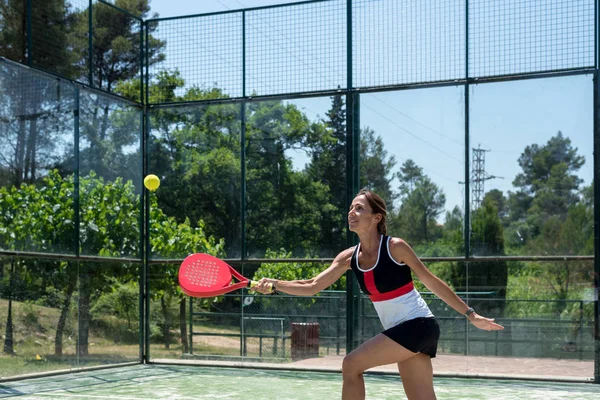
[[350, 235, 414, 301]]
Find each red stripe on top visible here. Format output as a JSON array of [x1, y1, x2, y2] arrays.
[[363, 270, 379, 296], [369, 282, 414, 302]]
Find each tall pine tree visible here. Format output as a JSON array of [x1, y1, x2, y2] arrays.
[[306, 93, 347, 255]]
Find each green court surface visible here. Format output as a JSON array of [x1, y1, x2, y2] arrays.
[[0, 365, 598, 399]]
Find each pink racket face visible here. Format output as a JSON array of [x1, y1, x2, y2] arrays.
[[178, 253, 232, 296]]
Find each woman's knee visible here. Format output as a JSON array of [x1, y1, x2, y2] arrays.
[[341, 353, 363, 378]]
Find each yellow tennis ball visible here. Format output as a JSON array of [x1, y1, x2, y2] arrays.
[[144, 174, 160, 191]]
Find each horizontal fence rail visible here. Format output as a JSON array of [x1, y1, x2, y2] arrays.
[[0, 250, 594, 264]]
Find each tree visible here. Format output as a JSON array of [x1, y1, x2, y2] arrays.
[[360, 127, 397, 208], [513, 132, 584, 198], [71, 0, 165, 91], [484, 189, 508, 220], [0, 0, 76, 74], [148, 193, 225, 350], [0, 43, 75, 188], [509, 132, 585, 239], [503, 136, 591, 318], [469, 196, 508, 316], [443, 206, 463, 238], [0, 1, 83, 189], [305, 93, 347, 255], [166, 98, 242, 254], [0, 0, 28, 64], [245, 99, 339, 257], [252, 249, 346, 313], [2, 259, 15, 355], [65, 0, 165, 182], [398, 159, 423, 194], [395, 160, 446, 243], [521, 203, 594, 316], [0, 169, 225, 355]]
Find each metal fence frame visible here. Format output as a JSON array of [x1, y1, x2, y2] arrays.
[[0, 0, 598, 383]]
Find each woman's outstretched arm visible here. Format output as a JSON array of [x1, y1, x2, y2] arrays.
[[390, 237, 504, 331], [253, 247, 354, 296]]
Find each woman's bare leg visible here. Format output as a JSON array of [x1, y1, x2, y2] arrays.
[[341, 334, 418, 400], [397, 353, 436, 400]]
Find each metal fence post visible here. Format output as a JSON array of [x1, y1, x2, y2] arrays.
[[593, 67, 600, 383], [26, 0, 32, 66]]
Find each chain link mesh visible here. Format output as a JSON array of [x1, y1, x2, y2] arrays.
[[353, 0, 466, 87], [468, 0, 595, 78], [245, 0, 347, 96], [149, 13, 243, 102]]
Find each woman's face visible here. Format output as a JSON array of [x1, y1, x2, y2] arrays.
[[348, 195, 380, 233]]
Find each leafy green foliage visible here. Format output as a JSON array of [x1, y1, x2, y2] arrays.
[[508, 132, 586, 243], [0, 170, 75, 253], [0, 169, 224, 352], [91, 278, 139, 330]]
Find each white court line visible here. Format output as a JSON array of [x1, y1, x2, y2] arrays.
[[34, 393, 144, 399], [33, 391, 235, 399]]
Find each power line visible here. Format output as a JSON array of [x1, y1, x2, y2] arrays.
[[367, 94, 463, 147]]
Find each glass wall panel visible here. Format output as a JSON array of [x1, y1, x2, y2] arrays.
[[463, 260, 594, 380], [78, 89, 142, 258], [470, 76, 593, 257], [424, 261, 470, 373], [144, 259, 202, 361], [360, 87, 466, 257], [245, 96, 347, 259], [0, 257, 79, 378], [244, 260, 347, 362], [78, 261, 140, 366], [0, 60, 77, 255], [149, 259, 346, 364], [148, 104, 241, 259]]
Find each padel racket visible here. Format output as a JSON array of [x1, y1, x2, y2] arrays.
[[178, 253, 272, 298]]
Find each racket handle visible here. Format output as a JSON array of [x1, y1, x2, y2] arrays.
[[249, 281, 274, 292]]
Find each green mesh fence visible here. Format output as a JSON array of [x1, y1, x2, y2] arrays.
[[149, 13, 243, 101], [468, 0, 595, 78], [3, 1, 598, 101], [91, 1, 143, 98], [30, 0, 89, 81], [0, 1, 28, 65], [245, 0, 347, 96], [352, 0, 466, 87]]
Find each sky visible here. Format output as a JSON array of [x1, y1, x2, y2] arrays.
[[147, 0, 300, 17], [145, 0, 594, 215]]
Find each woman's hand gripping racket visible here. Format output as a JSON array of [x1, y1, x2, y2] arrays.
[[178, 253, 272, 298]]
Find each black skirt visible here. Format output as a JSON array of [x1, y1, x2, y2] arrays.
[[382, 317, 440, 358]]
